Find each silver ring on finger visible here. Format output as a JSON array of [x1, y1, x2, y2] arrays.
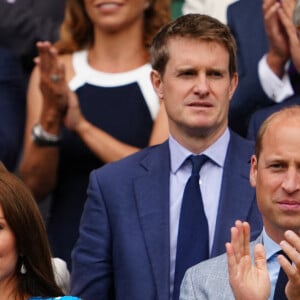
[[50, 74, 61, 83]]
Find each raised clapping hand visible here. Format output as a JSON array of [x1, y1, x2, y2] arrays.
[[279, 230, 300, 300], [226, 221, 270, 300], [263, 0, 300, 75], [36, 41, 86, 132], [277, 0, 300, 73], [35, 41, 69, 120], [63, 88, 87, 133]]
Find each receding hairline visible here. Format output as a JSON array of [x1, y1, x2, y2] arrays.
[[255, 105, 300, 158]]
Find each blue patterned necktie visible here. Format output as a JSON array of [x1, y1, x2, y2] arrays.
[[173, 155, 209, 300], [274, 251, 292, 300]]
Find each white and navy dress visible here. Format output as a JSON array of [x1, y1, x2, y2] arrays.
[[46, 50, 160, 268]]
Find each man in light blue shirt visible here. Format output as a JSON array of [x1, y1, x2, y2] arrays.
[[71, 14, 262, 300], [180, 105, 300, 300]]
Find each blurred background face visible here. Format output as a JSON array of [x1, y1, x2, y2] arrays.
[[84, 0, 150, 32], [154, 37, 237, 141], [0, 205, 18, 286], [250, 119, 300, 241]]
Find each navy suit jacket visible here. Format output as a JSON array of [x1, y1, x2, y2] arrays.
[[70, 131, 262, 300], [227, 0, 274, 136], [247, 95, 300, 140], [0, 48, 25, 171]]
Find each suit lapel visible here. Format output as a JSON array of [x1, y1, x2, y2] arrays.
[[212, 132, 255, 256], [134, 141, 171, 299]]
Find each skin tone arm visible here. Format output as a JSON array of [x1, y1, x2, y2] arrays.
[[18, 42, 67, 201], [19, 42, 169, 201], [263, 0, 299, 77], [64, 88, 168, 163]]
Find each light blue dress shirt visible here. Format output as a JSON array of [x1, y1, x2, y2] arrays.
[[263, 228, 283, 300], [169, 128, 230, 299]]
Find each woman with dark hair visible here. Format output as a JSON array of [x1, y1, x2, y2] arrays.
[[19, 0, 171, 268], [0, 162, 79, 300]]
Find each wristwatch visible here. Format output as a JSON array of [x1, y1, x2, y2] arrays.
[[32, 123, 61, 146]]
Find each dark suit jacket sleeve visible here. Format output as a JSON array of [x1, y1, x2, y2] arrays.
[[70, 170, 114, 300], [0, 0, 62, 57], [227, 1, 273, 136], [0, 48, 25, 171]]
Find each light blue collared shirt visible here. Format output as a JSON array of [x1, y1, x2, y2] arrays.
[[169, 128, 230, 299], [262, 229, 282, 300]]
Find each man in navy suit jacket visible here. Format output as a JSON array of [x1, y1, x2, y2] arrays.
[[227, 0, 300, 136], [70, 14, 262, 300]]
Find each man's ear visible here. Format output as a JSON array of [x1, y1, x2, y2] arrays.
[[249, 155, 258, 188], [150, 70, 164, 100], [229, 72, 238, 100]]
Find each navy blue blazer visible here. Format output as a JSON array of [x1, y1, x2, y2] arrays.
[[70, 131, 262, 300], [0, 48, 25, 171], [227, 0, 273, 136], [247, 95, 300, 140]]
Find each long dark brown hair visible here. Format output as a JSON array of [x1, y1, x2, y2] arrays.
[[0, 162, 63, 299]]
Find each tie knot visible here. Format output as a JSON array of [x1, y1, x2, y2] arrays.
[[189, 155, 208, 175]]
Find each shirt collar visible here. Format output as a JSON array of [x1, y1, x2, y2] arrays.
[[262, 228, 282, 261], [169, 128, 230, 174]]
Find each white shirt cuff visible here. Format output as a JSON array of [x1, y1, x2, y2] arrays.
[[258, 55, 294, 103]]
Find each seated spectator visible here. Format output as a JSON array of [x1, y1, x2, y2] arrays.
[[247, 0, 300, 140], [70, 14, 262, 300], [0, 161, 78, 299], [227, 0, 300, 136], [180, 105, 300, 300], [18, 0, 171, 268]]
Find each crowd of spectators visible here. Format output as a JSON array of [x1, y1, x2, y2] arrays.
[[0, 0, 299, 299]]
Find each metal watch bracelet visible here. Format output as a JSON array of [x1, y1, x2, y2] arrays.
[[32, 123, 61, 146]]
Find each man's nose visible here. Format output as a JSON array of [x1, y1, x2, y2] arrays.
[[282, 168, 300, 193], [193, 74, 209, 96]]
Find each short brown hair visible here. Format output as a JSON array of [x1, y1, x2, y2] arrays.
[[0, 163, 62, 298], [56, 0, 171, 54], [150, 13, 237, 77], [255, 105, 300, 159]]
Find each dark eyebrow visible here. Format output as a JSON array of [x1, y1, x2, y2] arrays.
[[176, 67, 197, 72], [207, 67, 226, 74]]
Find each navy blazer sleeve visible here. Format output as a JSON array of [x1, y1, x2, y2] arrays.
[[71, 170, 114, 300], [227, 0, 274, 136], [0, 48, 25, 171]]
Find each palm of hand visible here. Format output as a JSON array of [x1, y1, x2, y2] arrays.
[[229, 255, 270, 300]]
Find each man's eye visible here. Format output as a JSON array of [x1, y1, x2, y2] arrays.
[[179, 71, 195, 77], [269, 163, 283, 170], [207, 71, 222, 78]]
